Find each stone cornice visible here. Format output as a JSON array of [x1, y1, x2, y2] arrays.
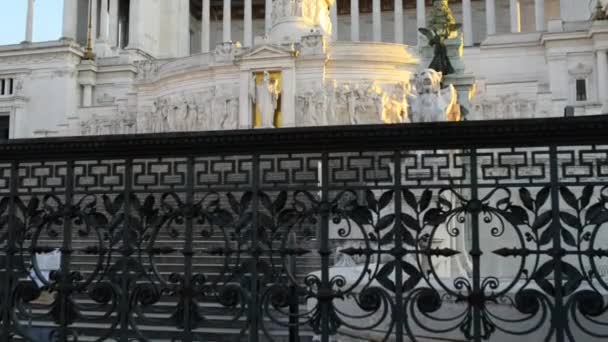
[[0, 115, 607, 161], [0, 40, 83, 59]]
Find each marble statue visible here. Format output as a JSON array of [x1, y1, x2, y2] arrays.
[[409, 68, 460, 122], [251, 72, 280, 128]]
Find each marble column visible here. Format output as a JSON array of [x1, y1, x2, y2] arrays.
[[83, 85, 93, 107], [109, 0, 119, 47], [394, 0, 403, 44], [244, 0, 253, 47], [331, 1, 338, 40], [351, 0, 359, 41], [62, 0, 77, 40], [239, 72, 252, 129], [99, 0, 109, 42], [181, 0, 190, 56], [597, 50, 608, 108], [462, 0, 473, 46], [128, 0, 139, 49], [416, 0, 425, 29], [535, 0, 545, 31], [91, 0, 98, 40], [223, 0, 231, 42], [486, 0, 496, 36], [265, 0, 272, 34], [202, 0, 210, 52], [25, 0, 35, 42], [372, 0, 381, 41], [281, 68, 296, 128], [510, 0, 521, 33]]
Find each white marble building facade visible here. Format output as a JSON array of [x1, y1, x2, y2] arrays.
[[0, 0, 606, 139]]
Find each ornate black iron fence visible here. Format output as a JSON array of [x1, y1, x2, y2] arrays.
[[1, 116, 608, 342]]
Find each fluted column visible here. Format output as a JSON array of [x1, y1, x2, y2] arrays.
[[182, 0, 190, 56], [351, 0, 359, 41], [25, 0, 35, 42], [109, 0, 119, 46], [99, 0, 109, 42], [244, 0, 253, 47], [372, 0, 381, 41], [202, 0, 210, 52], [91, 0, 98, 39], [223, 0, 231, 42], [535, 0, 545, 31], [62, 0, 77, 40], [462, 0, 473, 46], [394, 0, 403, 43], [331, 1, 338, 40], [510, 0, 521, 33], [127, 0, 140, 49], [265, 0, 272, 34], [416, 0, 425, 29], [597, 50, 608, 108], [486, 0, 496, 36]]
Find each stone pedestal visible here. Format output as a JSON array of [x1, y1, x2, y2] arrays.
[[444, 73, 476, 120], [269, 0, 333, 44], [419, 32, 465, 74]]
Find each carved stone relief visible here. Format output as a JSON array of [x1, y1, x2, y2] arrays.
[[138, 86, 239, 134], [80, 108, 136, 136], [136, 60, 160, 81], [470, 93, 538, 120], [296, 80, 410, 126]]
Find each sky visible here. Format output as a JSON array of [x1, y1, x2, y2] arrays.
[[0, 0, 63, 45]]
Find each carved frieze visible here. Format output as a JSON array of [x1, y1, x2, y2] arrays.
[[296, 80, 410, 126], [138, 86, 239, 134]]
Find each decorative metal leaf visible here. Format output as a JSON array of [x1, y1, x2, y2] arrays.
[[396, 224, 415, 246], [227, 192, 240, 214], [531, 211, 552, 230], [402, 189, 417, 211], [143, 194, 155, 211], [532, 260, 556, 296], [585, 202, 603, 224], [365, 189, 377, 212], [240, 191, 253, 212], [560, 212, 581, 229], [0, 197, 8, 214], [402, 261, 423, 291], [103, 194, 114, 215], [378, 229, 395, 245], [378, 190, 394, 211], [538, 224, 554, 246], [502, 205, 529, 226], [535, 186, 550, 209], [580, 185, 594, 209], [561, 229, 577, 247], [375, 261, 396, 292], [401, 213, 420, 232], [519, 188, 534, 211], [113, 194, 125, 214], [559, 186, 578, 211], [259, 191, 273, 212], [27, 197, 40, 217], [273, 191, 288, 213], [419, 190, 432, 212], [422, 208, 446, 226], [589, 208, 608, 226], [350, 205, 373, 226], [376, 214, 395, 231]]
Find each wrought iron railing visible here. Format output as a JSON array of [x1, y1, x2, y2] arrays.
[[1, 115, 608, 342]]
